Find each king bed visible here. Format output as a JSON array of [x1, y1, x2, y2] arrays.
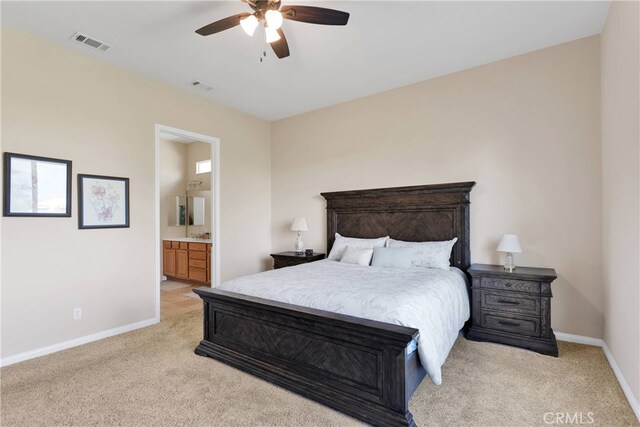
[[194, 181, 476, 426]]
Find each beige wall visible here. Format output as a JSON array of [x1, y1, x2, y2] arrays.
[[0, 27, 271, 359], [601, 0, 640, 408], [271, 36, 603, 339]]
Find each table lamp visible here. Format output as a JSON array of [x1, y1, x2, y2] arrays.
[[291, 217, 308, 255], [497, 234, 522, 272]]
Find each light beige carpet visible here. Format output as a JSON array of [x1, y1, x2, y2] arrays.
[[1, 311, 637, 427]]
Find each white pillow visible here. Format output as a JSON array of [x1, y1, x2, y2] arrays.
[[387, 237, 458, 270], [328, 233, 388, 261], [370, 247, 414, 268], [340, 246, 374, 266]]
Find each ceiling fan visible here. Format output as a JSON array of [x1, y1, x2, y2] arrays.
[[195, 0, 350, 59]]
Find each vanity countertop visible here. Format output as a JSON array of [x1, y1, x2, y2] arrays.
[[163, 237, 213, 244]]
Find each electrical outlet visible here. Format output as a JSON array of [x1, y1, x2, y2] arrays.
[[73, 307, 82, 320]]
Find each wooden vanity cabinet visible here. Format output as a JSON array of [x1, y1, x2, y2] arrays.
[[175, 248, 189, 280], [188, 242, 207, 283], [207, 244, 211, 283], [163, 244, 176, 277], [163, 240, 211, 285]]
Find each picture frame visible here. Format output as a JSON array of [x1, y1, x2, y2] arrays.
[[78, 174, 129, 229], [3, 152, 72, 217]]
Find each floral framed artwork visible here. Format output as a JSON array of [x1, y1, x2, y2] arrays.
[[3, 152, 72, 217], [78, 174, 129, 229]]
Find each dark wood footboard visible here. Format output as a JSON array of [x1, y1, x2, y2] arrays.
[[193, 288, 426, 427]]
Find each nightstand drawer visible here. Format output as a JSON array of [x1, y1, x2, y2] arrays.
[[271, 252, 326, 270], [481, 291, 540, 316], [274, 259, 301, 269], [480, 277, 540, 294], [481, 312, 540, 337]]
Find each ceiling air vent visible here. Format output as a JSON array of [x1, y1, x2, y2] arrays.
[[70, 32, 111, 52], [191, 81, 214, 92]]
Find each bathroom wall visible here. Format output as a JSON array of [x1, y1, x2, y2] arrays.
[[187, 141, 212, 191], [159, 138, 188, 241], [160, 139, 213, 241], [185, 140, 213, 238]]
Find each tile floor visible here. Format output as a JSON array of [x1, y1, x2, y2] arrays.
[[160, 280, 203, 320]]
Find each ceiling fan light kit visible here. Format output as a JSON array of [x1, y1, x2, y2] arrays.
[[264, 10, 284, 30], [240, 14, 259, 36], [264, 25, 281, 43], [196, 0, 350, 59]]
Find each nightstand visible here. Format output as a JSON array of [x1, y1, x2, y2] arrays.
[[466, 263, 558, 356], [270, 251, 326, 269]]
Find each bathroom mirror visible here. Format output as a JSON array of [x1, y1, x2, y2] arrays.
[[167, 195, 186, 226], [188, 196, 205, 226]]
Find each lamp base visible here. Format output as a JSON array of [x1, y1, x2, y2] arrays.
[[503, 252, 515, 272], [294, 232, 304, 255]]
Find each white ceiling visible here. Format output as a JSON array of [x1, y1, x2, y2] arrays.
[[2, 1, 610, 121]]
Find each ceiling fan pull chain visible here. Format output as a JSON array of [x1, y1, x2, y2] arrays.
[[259, 28, 267, 63]]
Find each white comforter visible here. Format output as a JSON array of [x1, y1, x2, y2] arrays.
[[217, 260, 470, 385]]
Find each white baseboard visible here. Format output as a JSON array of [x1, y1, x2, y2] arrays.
[[602, 341, 640, 421], [556, 331, 639, 422], [554, 331, 604, 347], [0, 317, 158, 367]]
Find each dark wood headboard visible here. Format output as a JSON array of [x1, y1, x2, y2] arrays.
[[321, 182, 476, 271]]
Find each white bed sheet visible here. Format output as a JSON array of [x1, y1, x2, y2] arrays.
[[217, 259, 470, 385]]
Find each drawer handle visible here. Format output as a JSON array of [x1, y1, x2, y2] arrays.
[[498, 320, 520, 327], [497, 299, 520, 305], [504, 283, 513, 288]]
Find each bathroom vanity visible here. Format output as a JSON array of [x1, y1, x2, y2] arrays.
[[163, 238, 212, 285]]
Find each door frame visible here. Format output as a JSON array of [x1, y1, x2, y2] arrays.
[[154, 124, 221, 322]]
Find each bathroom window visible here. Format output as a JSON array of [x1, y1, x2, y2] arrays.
[[196, 160, 212, 174]]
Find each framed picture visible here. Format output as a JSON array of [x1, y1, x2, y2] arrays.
[[78, 174, 129, 229], [3, 152, 72, 217]]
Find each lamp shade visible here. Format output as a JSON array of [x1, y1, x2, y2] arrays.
[[497, 234, 522, 253], [290, 217, 308, 232]]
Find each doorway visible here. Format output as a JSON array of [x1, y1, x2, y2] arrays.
[[154, 125, 220, 321]]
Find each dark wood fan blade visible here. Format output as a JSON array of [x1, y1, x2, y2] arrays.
[[270, 28, 290, 59], [280, 6, 349, 25], [196, 13, 251, 36]]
